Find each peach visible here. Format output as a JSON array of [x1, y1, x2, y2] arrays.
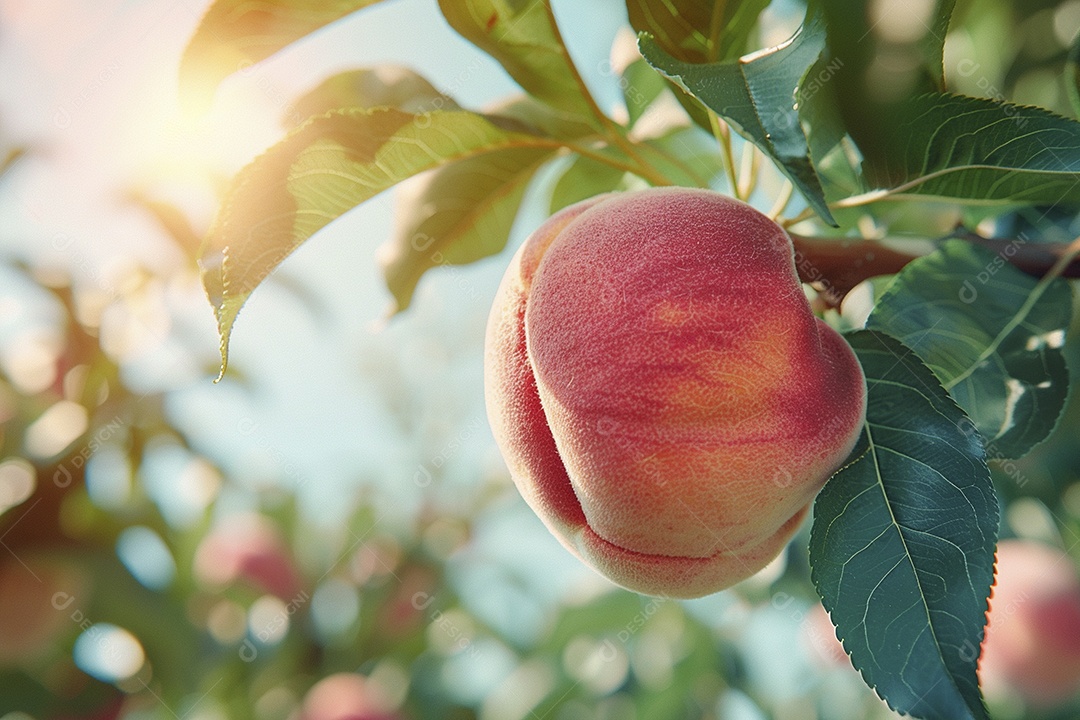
[[979, 539, 1080, 708], [484, 188, 866, 598], [193, 514, 302, 600], [802, 603, 850, 668], [301, 673, 401, 720]]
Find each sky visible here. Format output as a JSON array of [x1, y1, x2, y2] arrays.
[[0, 2, 913, 711], [0, 2, 667, 653], [6, 4, 1080, 716], [0, 0, 627, 523], [0, 4, 633, 680]]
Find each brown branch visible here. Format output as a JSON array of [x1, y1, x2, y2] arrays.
[[789, 231, 1080, 307]]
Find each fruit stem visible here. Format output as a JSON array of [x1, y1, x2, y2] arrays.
[[789, 231, 1080, 307]]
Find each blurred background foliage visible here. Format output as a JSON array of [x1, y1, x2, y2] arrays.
[[2, 1, 1080, 719]]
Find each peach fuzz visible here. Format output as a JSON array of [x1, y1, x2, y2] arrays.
[[979, 539, 1080, 708], [484, 188, 866, 598]]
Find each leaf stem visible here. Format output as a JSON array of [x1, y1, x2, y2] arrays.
[[780, 206, 817, 228], [737, 142, 759, 199], [825, 165, 1020, 212], [706, 1, 727, 62], [539, 2, 672, 187], [780, 160, 1054, 227], [708, 112, 741, 197], [633, 140, 712, 187], [768, 180, 794, 219], [596, 120, 681, 186], [561, 142, 671, 185]]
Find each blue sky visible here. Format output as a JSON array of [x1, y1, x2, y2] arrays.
[[0, 0, 621, 518], [0, 0, 639, 612]]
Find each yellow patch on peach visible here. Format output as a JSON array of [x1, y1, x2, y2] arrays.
[[650, 310, 806, 434], [653, 299, 695, 326]]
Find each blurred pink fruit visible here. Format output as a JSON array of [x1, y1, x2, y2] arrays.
[[801, 603, 848, 668], [301, 673, 402, 720], [194, 514, 302, 600], [979, 539, 1080, 707]]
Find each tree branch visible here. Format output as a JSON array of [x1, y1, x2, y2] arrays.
[[789, 230, 1080, 307]]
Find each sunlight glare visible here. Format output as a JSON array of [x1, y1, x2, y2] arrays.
[[24, 400, 88, 458], [130, 71, 286, 191], [0, 458, 35, 515]]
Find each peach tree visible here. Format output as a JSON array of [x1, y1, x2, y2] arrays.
[[184, 1, 1080, 718]]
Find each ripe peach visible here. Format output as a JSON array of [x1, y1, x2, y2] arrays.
[[802, 603, 850, 668], [193, 514, 302, 600], [484, 188, 866, 598], [301, 673, 401, 720], [979, 539, 1080, 708]]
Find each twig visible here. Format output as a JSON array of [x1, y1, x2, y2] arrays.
[[789, 230, 1080, 307]]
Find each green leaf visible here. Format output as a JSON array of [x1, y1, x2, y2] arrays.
[[639, 13, 836, 224], [799, 55, 848, 167], [382, 147, 555, 313], [919, 0, 956, 91], [621, 58, 667, 128], [669, 81, 715, 134], [640, 125, 723, 189], [866, 240, 1072, 459], [876, 93, 1080, 206], [485, 95, 598, 142], [201, 107, 556, 376], [716, 0, 772, 60], [180, 0, 388, 108], [625, 0, 770, 63], [287, 66, 454, 127], [549, 155, 626, 214], [810, 330, 996, 720], [818, 0, 956, 172], [436, 0, 599, 123], [1067, 29, 1080, 119]]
